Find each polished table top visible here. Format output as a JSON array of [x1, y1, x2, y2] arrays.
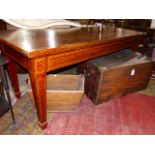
[[0, 26, 145, 58]]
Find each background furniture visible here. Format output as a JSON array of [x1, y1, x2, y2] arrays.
[[0, 20, 7, 30], [86, 19, 123, 27], [148, 28, 155, 79], [0, 54, 15, 123], [121, 19, 152, 31], [121, 19, 152, 57]]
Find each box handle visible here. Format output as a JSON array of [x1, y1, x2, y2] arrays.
[[130, 68, 136, 76]]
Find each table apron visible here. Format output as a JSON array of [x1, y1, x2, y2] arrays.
[[47, 38, 139, 71]]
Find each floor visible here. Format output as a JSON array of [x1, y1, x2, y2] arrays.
[[0, 77, 155, 135]]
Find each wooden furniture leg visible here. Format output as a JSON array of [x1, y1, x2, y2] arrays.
[[28, 58, 47, 129], [0, 44, 21, 99], [6, 56, 21, 98]]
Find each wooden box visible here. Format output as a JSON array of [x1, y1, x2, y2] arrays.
[[28, 74, 84, 112], [77, 50, 153, 105]]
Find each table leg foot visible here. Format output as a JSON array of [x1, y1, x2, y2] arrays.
[[15, 91, 21, 98], [38, 121, 48, 130]]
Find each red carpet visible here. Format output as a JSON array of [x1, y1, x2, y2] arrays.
[[45, 93, 155, 135]]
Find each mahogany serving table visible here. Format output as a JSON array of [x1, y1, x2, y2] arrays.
[[0, 26, 145, 129]]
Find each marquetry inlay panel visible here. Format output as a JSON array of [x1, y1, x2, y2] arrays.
[[28, 57, 47, 74]]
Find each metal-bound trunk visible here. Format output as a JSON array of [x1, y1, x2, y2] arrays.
[[77, 49, 153, 105]]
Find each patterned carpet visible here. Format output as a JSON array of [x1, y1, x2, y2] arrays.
[[0, 79, 155, 135], [45, 93, 155, 135]]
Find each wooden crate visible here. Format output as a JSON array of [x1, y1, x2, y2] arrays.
[[28, 74, 84, 112], [77, 50, 153, 105]]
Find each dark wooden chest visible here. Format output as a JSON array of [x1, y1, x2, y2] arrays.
[[77, 50, 153, 105]]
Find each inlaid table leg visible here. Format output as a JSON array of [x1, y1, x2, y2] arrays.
[[28, 58, 47, 129]]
